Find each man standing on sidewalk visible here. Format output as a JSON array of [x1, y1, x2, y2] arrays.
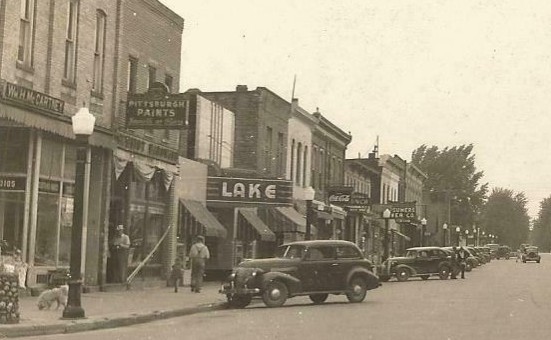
[[189, 236, 210, 293], [457, 246, 469, 279]]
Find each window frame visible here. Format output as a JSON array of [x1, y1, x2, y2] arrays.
[[92, 10, 107, 94], [17, 0, 36, 68], [63, 0, 80, 84]]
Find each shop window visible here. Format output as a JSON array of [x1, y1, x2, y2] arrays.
[[35, 194, 60, 266], [0, 129, 28, 173]]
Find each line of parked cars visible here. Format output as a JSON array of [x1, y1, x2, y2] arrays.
[[377, 245, 493, 282]]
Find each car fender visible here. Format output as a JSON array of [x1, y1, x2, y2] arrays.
[[393, 264, 417, 276], [260, 272, 301, 294], [346, 267, 380, 289]]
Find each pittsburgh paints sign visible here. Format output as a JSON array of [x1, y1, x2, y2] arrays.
[[126, 97, 187, 129], [207, 177, 292, 206]]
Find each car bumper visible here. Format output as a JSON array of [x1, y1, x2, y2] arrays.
[[219, 284, 260, 295]]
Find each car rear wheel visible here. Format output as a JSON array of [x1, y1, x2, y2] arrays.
[[438, 266, 450, 280], [262, 281, 288, 308], [396, 268, 410, 282], [346, 276, 367, 303], [309, 294, 329, 304], [227, 294, 252, 309]]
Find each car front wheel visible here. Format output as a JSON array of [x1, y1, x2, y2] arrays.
[[262, 281, 288, 308], [438, 266, 450, 280], [309, 294, 329, 304], [227, 294, 252, 309], [396, 268, 410, 282], [346, 276, 367, 303]]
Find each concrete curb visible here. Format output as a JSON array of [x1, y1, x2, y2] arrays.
[[0, 302, 227, 338]]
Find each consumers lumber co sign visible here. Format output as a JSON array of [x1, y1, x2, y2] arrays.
[[126, 82, 187, 129]]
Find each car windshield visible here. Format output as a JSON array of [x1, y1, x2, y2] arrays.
[[276, 245, 306, 259]]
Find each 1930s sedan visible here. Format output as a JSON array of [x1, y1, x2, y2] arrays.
[[219, 240, 380, 308]]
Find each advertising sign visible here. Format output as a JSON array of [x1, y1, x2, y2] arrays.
[[126, 83, 187, 129], [327, 186, 353, 205], [390, 202, 417, 223], [1, 81, 64, 115], [207, 177, 293, 206]]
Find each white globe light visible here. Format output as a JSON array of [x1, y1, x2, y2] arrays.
[[72, 107, 96, 136]]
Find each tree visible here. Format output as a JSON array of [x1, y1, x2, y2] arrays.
[[412, 144, 488, 228], [534, 197, 551, 251], [479, 188, 530, 248]]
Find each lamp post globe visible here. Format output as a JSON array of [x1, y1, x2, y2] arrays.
[[304, 187, 315, 241], [455, 226, 461, 246], [442, 223, 448, 246], [420, 218, 427, 246], [382, 209, 391, 261], [63, 106, 95, 319]]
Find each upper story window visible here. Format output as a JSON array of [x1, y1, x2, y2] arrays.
[[127, 57, 138, 93], [18, 0, 35, 67], [64, 0, 79, 83], [92, 10, 107, 93], [148, 65, 156, 88]]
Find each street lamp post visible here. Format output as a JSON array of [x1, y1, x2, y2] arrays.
[[62, 107, 95, 319], [442, 223, 448, 247], [420, 218, 427, 247], [382, 208, 391, 261], [304, 187, 315, 241], [465, 229, 469, 246], [455, 226, 461, 246]]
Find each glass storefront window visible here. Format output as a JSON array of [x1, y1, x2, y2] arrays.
[[35, 193, 59, 266], [0, 192, 25, 252], [0, 128, 28, 173]]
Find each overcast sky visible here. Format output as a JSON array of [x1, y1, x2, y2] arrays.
[[160, 0, 551, 217]]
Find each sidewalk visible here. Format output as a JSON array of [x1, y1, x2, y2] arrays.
[[0, 279, 227, 338]]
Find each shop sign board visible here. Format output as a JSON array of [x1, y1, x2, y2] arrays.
[[390, 202, 417, 223], [126, 83, 187, 129], [0, 176, 25, 191], [1, 81, 64, 115], [207, 177, 292, 206], [327, 186, 353, 205]]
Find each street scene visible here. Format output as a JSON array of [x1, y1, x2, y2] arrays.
[[1, 0, 551, 339]]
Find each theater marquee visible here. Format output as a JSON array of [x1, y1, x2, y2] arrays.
[[206, 177, 293, 206]]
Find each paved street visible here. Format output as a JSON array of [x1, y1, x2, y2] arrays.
[[22, 254, 551, 340]]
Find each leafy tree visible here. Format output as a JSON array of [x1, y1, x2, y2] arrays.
[[412, 144, 488, 227], [479, 188, 530, 248], [534, 197, 551, 251]]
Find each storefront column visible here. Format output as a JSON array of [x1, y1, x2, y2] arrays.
[[28, 132, 42, 266], [21, 130, 35, 263]]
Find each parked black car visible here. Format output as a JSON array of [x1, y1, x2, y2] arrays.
[[219, 240, 380, 308], [378, 247, 453, 282], [496, 246, 511, 260]]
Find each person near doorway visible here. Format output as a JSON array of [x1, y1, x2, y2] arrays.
[[189, 236, 210, 293], [110, 224, 131, 283]]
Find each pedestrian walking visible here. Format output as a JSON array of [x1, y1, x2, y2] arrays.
[[170, 260, 184, 292], [450, 246, 459, 279], [189, 236, 210, 293], [110, 224, 131, 283], [457, 246, 469, 279]]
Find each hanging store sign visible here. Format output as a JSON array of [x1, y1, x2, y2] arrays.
[[327, 186, 353, 205], [390, 202, 417, 223], [126, 82, 187, 129], [207, 177, 292, 206], [0, 176, 25, 191], [1, 81, 64, 115]]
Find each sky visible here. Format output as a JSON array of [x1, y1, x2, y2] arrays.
[[160, 0, 551, 217]]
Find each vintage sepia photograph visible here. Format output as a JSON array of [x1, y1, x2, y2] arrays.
[[0, 0, 550, 339]]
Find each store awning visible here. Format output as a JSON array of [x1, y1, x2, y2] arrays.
[[180, 199, 227, 238], [270, 207, 317, 236], [238, 208, 275, 242], [0, 102, 114, 149], [391, 229, 411, 241]]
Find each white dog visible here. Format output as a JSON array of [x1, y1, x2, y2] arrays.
[[37, 284, 68, 310]]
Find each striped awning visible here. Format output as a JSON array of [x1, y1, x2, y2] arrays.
[[238, 208, 275, 242], [180, 199, 227, 238]]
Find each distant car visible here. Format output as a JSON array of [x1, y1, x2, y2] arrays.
[[219, 240, 380, 308], [522, 246, 541, 263], [378, 247, 453, 282], [486, 243, 499, 259]]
